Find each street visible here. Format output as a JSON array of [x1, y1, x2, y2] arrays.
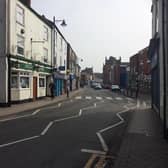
[[0, 88, 149, 168]]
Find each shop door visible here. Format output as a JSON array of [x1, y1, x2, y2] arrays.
[[33, 77, 37, 100]]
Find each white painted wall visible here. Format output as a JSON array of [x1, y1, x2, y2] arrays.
[[9, 0, 52, 64], [55, 30, 67, 73]]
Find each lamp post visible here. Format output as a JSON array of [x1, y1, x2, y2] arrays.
[[53, 17, 67, 27]]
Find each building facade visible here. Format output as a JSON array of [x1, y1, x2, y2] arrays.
[[0, 0, 53, 106], [129, 47, 151, 94], [80, 67, 93, 86], [52, 22, 68, 96], [103, 56, 121, 87], [67, 43, 81, 91], [0, 0, 81, 106], [120, 63, 129, 90], [150, 0, 168, 137]]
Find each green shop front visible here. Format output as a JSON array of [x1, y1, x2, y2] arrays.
[[10, 55, 52, 102]]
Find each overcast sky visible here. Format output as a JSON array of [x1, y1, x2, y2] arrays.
[[32, 0, 152, 72]]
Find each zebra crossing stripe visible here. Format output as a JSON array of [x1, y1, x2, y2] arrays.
[[106, 97, 113, 100], [143, 101, 147, 108], [85, 96, 92, 100], [96, 97, 102, 100], [75, 96, 82, 100], [115, 97, 123, 100], [137, 100, 140, 108], [126, 97, 133, 101]]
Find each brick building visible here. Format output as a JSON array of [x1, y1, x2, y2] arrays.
[[129, 47, 151, 93], [103, 56, 121, 87]]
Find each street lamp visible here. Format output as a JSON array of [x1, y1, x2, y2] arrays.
[[53, 17, 67, 27]]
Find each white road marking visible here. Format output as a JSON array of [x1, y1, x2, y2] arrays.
[[0, 114, 32, 122], [0, 109, 41, 122], [0, 136, 39, 148], [79, 109, 82, 116], [106, 97, 113, 100], [115, 97, 123, 100], [85, 96, 92, 100], [32, 109, 41, 115], [53, 115, 79, 123], [96, 97, 102, 100], [41, 121, 54, 136], [0, 102, 98, 148], [99, 121, 124, 133], [81, 149, 106, 155], [75, 96, 82, 100], [137, 100, 140, 108], [96, 132, 108, 152], [58, 103, 62, 107], [126, 97, 134, 101], [143, 101, 147, 108], [94, 103, 97, 107], [96, 104, 137, 153]]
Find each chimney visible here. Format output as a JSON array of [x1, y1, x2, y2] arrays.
[[20, 0, 31, 7]]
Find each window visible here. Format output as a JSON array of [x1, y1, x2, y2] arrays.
[[60, 38, 63, 51], [55, 32, 57, 47], [43, 48, 48, 63], [16, 5, 24, 25], [43, 26, 48, 41], [54, 56, 57, 65], [17, 35, 24, 56], [20, 77, 29, 88], [39, 78, 45, 87], [11, 76, 18, 88]]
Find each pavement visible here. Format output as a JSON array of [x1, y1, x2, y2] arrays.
[[0, 89, 83, 118], [113, 99, 168, 168]]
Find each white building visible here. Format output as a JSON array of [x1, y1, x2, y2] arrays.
[[47, 19, 68, 96], [0, 0, 52, 105]]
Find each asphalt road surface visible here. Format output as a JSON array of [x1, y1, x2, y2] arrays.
[[0, 87, 146, 168]]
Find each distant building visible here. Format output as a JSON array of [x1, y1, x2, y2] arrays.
[[120, 62, 129, 89], [80, 67, 93, 86], [67, 43, 81, 91], [103, 56, 121, 86], [129, 47, 151, 94]]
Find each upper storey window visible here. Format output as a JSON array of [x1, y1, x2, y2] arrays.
[[43, 26, 48, 41], [16, 5, 25, 25]]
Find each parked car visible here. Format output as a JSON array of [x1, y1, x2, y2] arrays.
[[94, 84, 102, 90], [91, 81, 97, 88], [111, 85, 120, 91], [102, 83, 111, 89]]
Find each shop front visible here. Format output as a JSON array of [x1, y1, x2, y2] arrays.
[[10, 55, 52, 103], [53, 71, 66, 96]]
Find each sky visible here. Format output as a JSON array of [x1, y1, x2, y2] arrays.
[[31, 0, 152, 73]]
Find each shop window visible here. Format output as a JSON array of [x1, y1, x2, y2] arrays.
[[17, 35, 25, 56], [16, 5, 24, 25], [20, 77, 29, 88], [39, 78, 45, 87], [11, 76, 19, 88]]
